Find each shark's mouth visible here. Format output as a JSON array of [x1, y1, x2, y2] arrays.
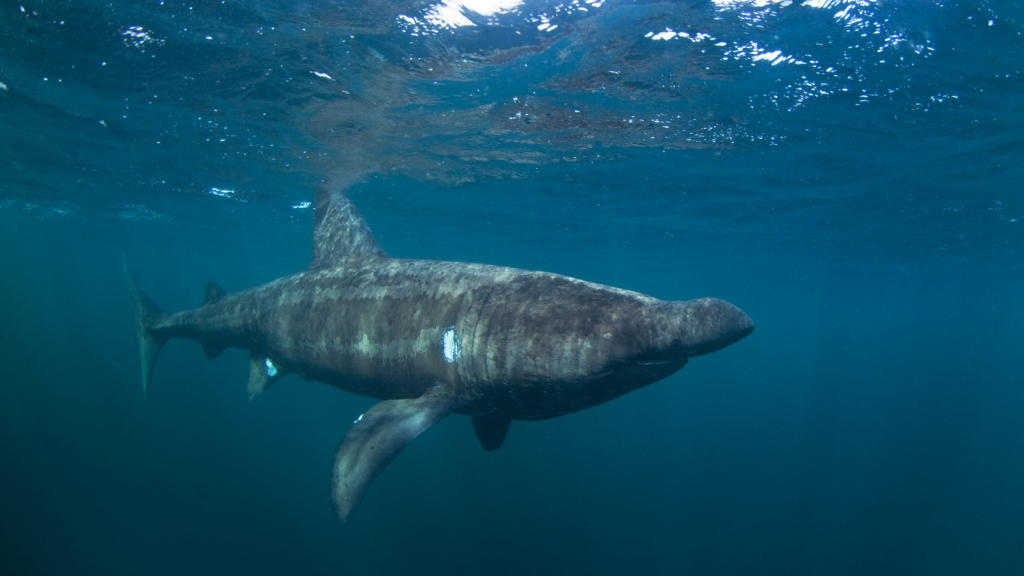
[[608, 357, 689, 386], [624, 355, 689, 371], [633, 359, 681, 366], [626, 350, 689, 368]]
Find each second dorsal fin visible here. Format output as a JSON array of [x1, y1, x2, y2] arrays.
[[310, 188, 388, 270], [204, 281, 227, 305]]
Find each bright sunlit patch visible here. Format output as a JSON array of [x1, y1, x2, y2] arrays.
[[208, 187, 235, 198], [801, 0, 850, 8], [423, 0, 523, 29], [121, 26, 165, 51], [312, 71, 333, 80], [292, 201, 312, 209], [726, 41, 806, 66], [399, 0, 602, 36], [713, 0, 792, 8], [799, 0, 883, 34], [265, 358, 278, 377], [753, 50, 783, 63], [646, 28, 716, 43]]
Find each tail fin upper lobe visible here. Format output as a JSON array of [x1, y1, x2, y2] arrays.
[[124, 257, 168, 398]]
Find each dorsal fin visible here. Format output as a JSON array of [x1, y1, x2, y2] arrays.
[[204, 281, 227, 305], [310, 188, 388, 269]]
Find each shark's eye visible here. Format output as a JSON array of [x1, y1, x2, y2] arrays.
[[441, 327, 461, 363]]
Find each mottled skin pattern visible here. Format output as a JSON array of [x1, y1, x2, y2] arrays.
[[154, 260, 745, 420], [127, 189, 754, 524]]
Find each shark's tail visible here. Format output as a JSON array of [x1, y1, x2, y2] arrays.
[[124, 255, 169, 398]]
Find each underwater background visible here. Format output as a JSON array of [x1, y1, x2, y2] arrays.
[[1, 0, 1023, 574]]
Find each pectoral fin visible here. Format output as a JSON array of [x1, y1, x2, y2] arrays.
[[332, 385, 458, 524]]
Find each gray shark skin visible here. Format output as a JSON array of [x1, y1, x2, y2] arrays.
[[126, 188, 754, 524]]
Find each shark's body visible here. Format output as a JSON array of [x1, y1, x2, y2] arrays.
[[127, 189, 753, 523]]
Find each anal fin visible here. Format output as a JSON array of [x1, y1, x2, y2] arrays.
[[247, 351, 283, 400], [471, 415, 511, 451], [332, 385, 459, 524]]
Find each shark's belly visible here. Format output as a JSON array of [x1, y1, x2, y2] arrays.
[[456, 359, 688, 420]]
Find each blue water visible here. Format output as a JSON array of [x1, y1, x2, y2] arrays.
[[2, 0, 1023, 573]]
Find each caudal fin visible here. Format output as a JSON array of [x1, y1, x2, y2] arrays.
[[124, 256, 169, 398]]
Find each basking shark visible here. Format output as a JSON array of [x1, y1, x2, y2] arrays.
[[126, 188, 753, 524]]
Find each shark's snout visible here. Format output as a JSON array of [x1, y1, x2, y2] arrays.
[[661, 298, 753, 357], [687, 297, 754, 356]]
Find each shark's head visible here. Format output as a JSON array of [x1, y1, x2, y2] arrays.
[[596, 297, 753, 382], [494, 291, 753, 415]]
